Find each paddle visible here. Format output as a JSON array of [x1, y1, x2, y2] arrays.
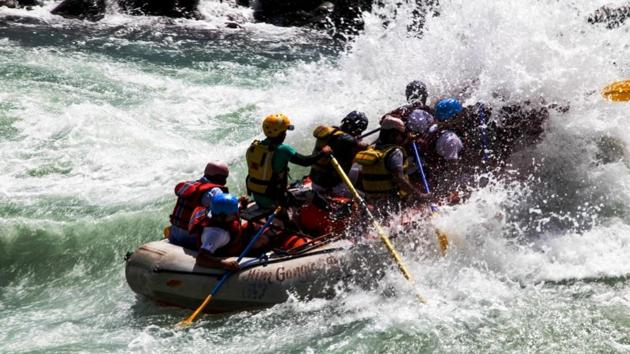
[[410, 142, 449, 256], [177, 206, 282, 328], [603, 80, 630, 102], [358, 127, 380, 140], [329, 155, 427, 303]]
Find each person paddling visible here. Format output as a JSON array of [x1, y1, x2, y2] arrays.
[[424, 98, 466, 202], [168, 161, 229, 249], [309, 111, 369, 197], [246, 113, 332, 210], [191, 193, 268, 271], [355, 116, 430, 213], [383, 80, 435, 122]]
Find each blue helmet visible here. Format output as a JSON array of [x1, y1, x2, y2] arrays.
[[211, 193, 239, 216], [435, 98, 463, 121]]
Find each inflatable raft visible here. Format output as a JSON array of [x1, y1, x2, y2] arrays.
[[125, 238, 358, 313]]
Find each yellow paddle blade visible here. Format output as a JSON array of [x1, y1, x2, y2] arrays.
[[436, 230, 449, 256], [603, 80, 630, 102], [163, 226, 171, 239], [176, 294, 213, 328]]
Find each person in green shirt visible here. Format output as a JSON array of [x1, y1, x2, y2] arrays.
[[246, 113, 332, 209]]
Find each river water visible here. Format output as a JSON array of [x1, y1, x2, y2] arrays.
[[1, 0, 629, 352]]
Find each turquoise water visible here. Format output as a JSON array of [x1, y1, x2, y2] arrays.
[[1, 1, 630, 352]]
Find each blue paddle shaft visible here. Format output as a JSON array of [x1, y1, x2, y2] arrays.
[[411, 141, 431, 194], [210, 210, 279, 297]]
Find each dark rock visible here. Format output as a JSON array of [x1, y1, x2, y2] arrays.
[[51, 0, 105, 21], [588, 4, 630, 28], [118, 0, 201, 19], [251, 0, 371, 34], [1, 0, 41, 8]]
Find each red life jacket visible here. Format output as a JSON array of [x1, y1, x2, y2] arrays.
[[281, 234, 310, 250], [297, 196, 351, 236], [169, 180, 228, 229]]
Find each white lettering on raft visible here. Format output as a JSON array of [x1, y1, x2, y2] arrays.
[[275, 263, 318, 282], [242, 255, 340, 284]]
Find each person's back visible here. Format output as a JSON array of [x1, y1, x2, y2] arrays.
[[168, 161, 229, 249], [422, 99, 466, 197], [356, 116, 427, 207], [383, 80, 435, 123], [246, 113, 331, 209], [309, 111, 368, 194], [193, 193, 264, 271]]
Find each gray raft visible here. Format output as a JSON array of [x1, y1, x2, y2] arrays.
[[125, 239, 357, 313]]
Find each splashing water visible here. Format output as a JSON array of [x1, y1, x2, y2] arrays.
[[1, 0, 629, 352]]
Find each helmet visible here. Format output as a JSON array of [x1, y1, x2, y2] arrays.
[[380, 115, 406, 133], [204, 161, 229, 177], [406, 80, 428, 104], [263, 113, 294, 138], [436, 131, 463, 160], [435, 98, 463, 121], [211, 193, 239, 216], [341, 111, 368, 135], [407, 109, 435, 134]]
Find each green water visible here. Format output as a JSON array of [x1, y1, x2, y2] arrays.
[[1, 1, 630, 352]]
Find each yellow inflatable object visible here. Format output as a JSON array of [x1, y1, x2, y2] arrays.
[[603, 80, 630, 102]]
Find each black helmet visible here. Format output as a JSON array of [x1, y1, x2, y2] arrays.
[[405, 80, 428, 104], [341, 111, 368, 136]]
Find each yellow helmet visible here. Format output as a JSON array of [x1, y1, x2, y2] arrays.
[[262, 113, 294, 138]]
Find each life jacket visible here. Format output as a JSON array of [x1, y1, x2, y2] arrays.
[[169, 180, 228, 229], [297, 195, 352, 236], [281, 234, 310, 250], [382, 103, 435, 123], [245, 140, 285, 199], [309, 125, 346, 186], [355, 145, 410, 198], [190, 209, 248, 257]]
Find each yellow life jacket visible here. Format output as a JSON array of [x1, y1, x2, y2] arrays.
[[356, 145, 409, 198], [310, 125, 345, 183], [246, 140, 277, 196]]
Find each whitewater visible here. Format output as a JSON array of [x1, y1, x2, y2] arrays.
[[1, 0, 629, 352]]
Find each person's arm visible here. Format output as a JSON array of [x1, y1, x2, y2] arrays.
[[196, 250, 240, 271], [393, 170, 430, 200], [289, 146, 332, 166], [195, 227, 240, 270], [387, 149, 430, 200]]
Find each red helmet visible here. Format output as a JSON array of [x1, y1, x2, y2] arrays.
[[204, 161, 229, 177]]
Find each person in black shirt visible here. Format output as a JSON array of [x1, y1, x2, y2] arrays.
[[309, 111, 369, 196]]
